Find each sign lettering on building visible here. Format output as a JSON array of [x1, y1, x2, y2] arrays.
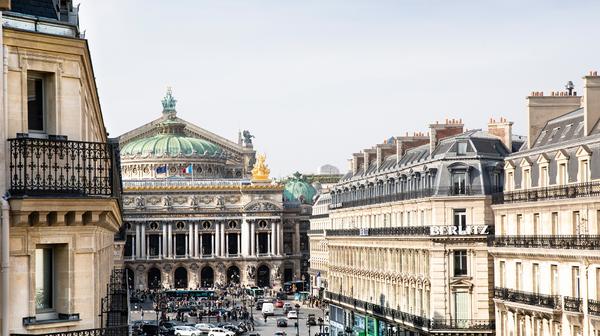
[[429, 225, 489, 236]]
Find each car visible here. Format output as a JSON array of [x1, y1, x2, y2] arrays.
[[195, 323, 216, 333], [282, 303, 292, 313], [287, 310, 298, 319], [276, 318, 288, 327], [262, 302, 275, 316], [174, 326, 200, 336], [141, 323, 168, 335], [209, 327, 235, 336], [306, 314, 316, 326], [255, 301, 264, 310], [247, 333, 261, 336], [275, 299, 284, 308], [222, 325, 242, 336], [274, 332, 287, 336]]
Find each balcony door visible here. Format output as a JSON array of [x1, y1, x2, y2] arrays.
[[453, 291, 470, 328]]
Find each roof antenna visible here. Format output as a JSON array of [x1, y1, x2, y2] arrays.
[[565, 81, 575, 96]]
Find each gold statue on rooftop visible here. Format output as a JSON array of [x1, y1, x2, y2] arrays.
[[251, 153, 271, 181]]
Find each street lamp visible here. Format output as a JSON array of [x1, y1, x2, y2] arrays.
[[295, 303, 301, 336]]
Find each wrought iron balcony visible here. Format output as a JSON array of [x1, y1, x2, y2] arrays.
[[307, 229, 324, 235], [589, 299, 600, 316], [8, 137, 121, 197], [490, 235, 600, 250], [494, 287, 561, 310], [564, 296, 583, 312], [430, 319, 495, 330], [11, 325, 128, 336], [492, 181, 600, 204]]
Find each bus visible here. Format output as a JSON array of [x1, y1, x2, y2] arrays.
[[246, 287, 265, 298], [165, 289, 216, 299], [283, 280, 306, 294]]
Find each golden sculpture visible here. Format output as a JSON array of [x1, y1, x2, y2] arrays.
[[251, 153, 271, 181]]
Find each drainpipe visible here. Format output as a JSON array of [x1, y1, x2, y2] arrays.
[[1, 197, 9, 336]]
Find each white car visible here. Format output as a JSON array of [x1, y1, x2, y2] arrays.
[[209, 327, 235, 336], [287, 310, 298, 319], [174, 326, 200, 336], [195, 323, 215, 332]]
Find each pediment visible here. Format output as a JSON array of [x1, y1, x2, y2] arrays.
[[519, 157, 532, 167], [536, 153, 550, 164], [555, 149, 570, 161], [576, 145, 592, 157], [243, 200, 282, 211], [504, 160, 515, 170], [449, 277, 474, 288]]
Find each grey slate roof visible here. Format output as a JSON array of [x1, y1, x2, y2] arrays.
[[532, 108, 585, 148], [9, 0, 58, 20]]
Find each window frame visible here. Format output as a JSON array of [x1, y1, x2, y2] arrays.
[[453, 250, 468, 277], [27, 74, 46, 133]]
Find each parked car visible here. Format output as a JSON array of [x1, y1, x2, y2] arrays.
[[274, 332, 287, 336], [209, 327, 235, 336], [306, 314, 316, 326], [275, 299, 284, 308], [195, 323, 216, 333], [287, 310, 298, 319], [282, 303, 292, 313], [276, 318, 288, 327], [222, 325, 242, 336], [174, 326, 200, 336], [141, 323, 168, 335]]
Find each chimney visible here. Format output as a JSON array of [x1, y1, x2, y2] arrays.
[[429, 119, 464, 153], [583, 71, 600, 136], [0, 1, 10, 11], [527, 90, 581, 147], [351, 153, 363, 175], [395, 133, 430, 163], [488, 117, 513, 153], [375, 143, 396, 169]]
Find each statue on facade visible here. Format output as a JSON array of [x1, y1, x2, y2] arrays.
[[273, 265, 281, 280], [163, 195, 173, 209], [135, 196, 145, 209], [251, 154, 271, 181], [190, 195, 201, 209], [247, 265, 256, 279], [162, 87, 177, 115], [242, 130, 254, 146], [216, 196, 226, 210]]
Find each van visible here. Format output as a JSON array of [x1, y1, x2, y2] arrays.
[[261, 302, 275, 316]]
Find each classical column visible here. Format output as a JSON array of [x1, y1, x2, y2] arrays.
[[189, 223, 194, 257], [271, 222, 277, 256], [237, 233, 241, 256], [220, 222, 226, 256], [159, 237, 162, 258], [173, 234, 177, 257], [241, 217, 249, 257], [185, 236, 189, 257], [199, 233, 204, 257], [168, 223, 173, 258], [215, 222, 221, 257], [250, 220, 256, 256], [226, 233, 230, 257], [278, 221, 283, 255], [267, 232, 272, 255], [132, 236, 136, 259], [194, 223, 199, 258], [294, 221, 300, 254], [162, 224, 167, 258], [135, 223, 141, 258], [141, 223, 146, 258], [211, 233, 215, 257]]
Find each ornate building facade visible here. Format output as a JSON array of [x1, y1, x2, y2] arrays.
[[321, 121, 517, 336], [119, 90, 302, 290], [0, 1, 124, 334], [490, 74, 600, 336]]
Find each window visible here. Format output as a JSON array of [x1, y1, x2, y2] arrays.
[[28, 76, 45, 132], [35, 247, 54, 312], [579, 159, 590, 183], [540, 166, 549, 187], [523, 169, 531, 189], [457, 142, 468, 155], [500, 215, 506, 235], [572, 266, 581, 298], [532, 263, 540, 293], [499, 261, 506, 287], [551, 265, 559, 295], [573, 211, 580, 235], [451, 172, 467, 195], [453, 209, 467, 231], [453, 250, 468, 276], [552, 212, 559, 235], [507, 171, 514, 191], [597, 268, 600, 300], [516, 214, 523, 235], [533, 214, 540, 235], [558, 163, 567, 185], [516, 262, 523, 290]]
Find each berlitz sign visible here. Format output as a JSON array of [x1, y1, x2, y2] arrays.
[[429, 225, 489, 236]]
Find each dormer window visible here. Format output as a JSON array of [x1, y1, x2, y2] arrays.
[[558, 163, 567, 185], [457, 142, 468, 155], [452, 172, 467, 195]]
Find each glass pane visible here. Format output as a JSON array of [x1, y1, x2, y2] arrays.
[[35, 248, 53, 311], [27, 78, 44, 131]]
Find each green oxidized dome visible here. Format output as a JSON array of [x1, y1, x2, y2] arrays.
[[284, 172, 317, 204]]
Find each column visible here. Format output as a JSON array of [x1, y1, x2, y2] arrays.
[[294, 221, 300, 254], [278, 221, 283, 255], [135, 223, 141, 258], [173, 234, 177, 257], [185, 235, 189, 257], [194, 223, 199, 258], [220, 222, 226, 256], [226, 233, 229, 257], [132, 236, 136, 259], [237, 233, 241, 256], [271, 222, 277, 255], [141, 223, 146, 258], [215, 222, 221, 257], [267, 232, 272, 255], [168, 223, 173, 258], [159, 237, 162, 258], [189, 223, 194, 257], [211, 233, 215, 257], [162, 224, 167, 258], [200, 233, 204, 257], [241, 217, 249, 257], [250, 220, 256, 256]]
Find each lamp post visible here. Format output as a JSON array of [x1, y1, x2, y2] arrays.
[[154, 290, 166, 336], [295, 303, 301, 336]]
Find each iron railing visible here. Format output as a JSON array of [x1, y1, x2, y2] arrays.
[[327, 225, 492, 237], [490, 235, 600, 250], [494, 287, 561, 310], [310, 213, 330, 219], [492, 181, 600, 204], [589, 299, 600, 316], [564, 296, 583, 312], [11, 325, 129, 336], [101, 269, 129, 328], [8, 137, 120, 197], [430, 319, 495, 330], [307, 229, 324, 235]]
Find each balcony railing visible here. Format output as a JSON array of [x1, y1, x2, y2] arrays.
[[490, 235, 600, 250], [11, 325, 128, 336], [307, 229, 324, 235], [494, 287, 561, 310], [589, 299, 600, 316], [430, 319, 495, 330], [8, 137, 120, 197], [564, 296, 583, 312], [492, 181, 600, 204], [327, 226, 430, 237]]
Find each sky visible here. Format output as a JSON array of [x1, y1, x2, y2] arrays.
[[78, 0, 600, 178]]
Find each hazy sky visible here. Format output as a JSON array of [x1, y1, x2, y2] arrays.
[[78, 0, 600, 178]]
